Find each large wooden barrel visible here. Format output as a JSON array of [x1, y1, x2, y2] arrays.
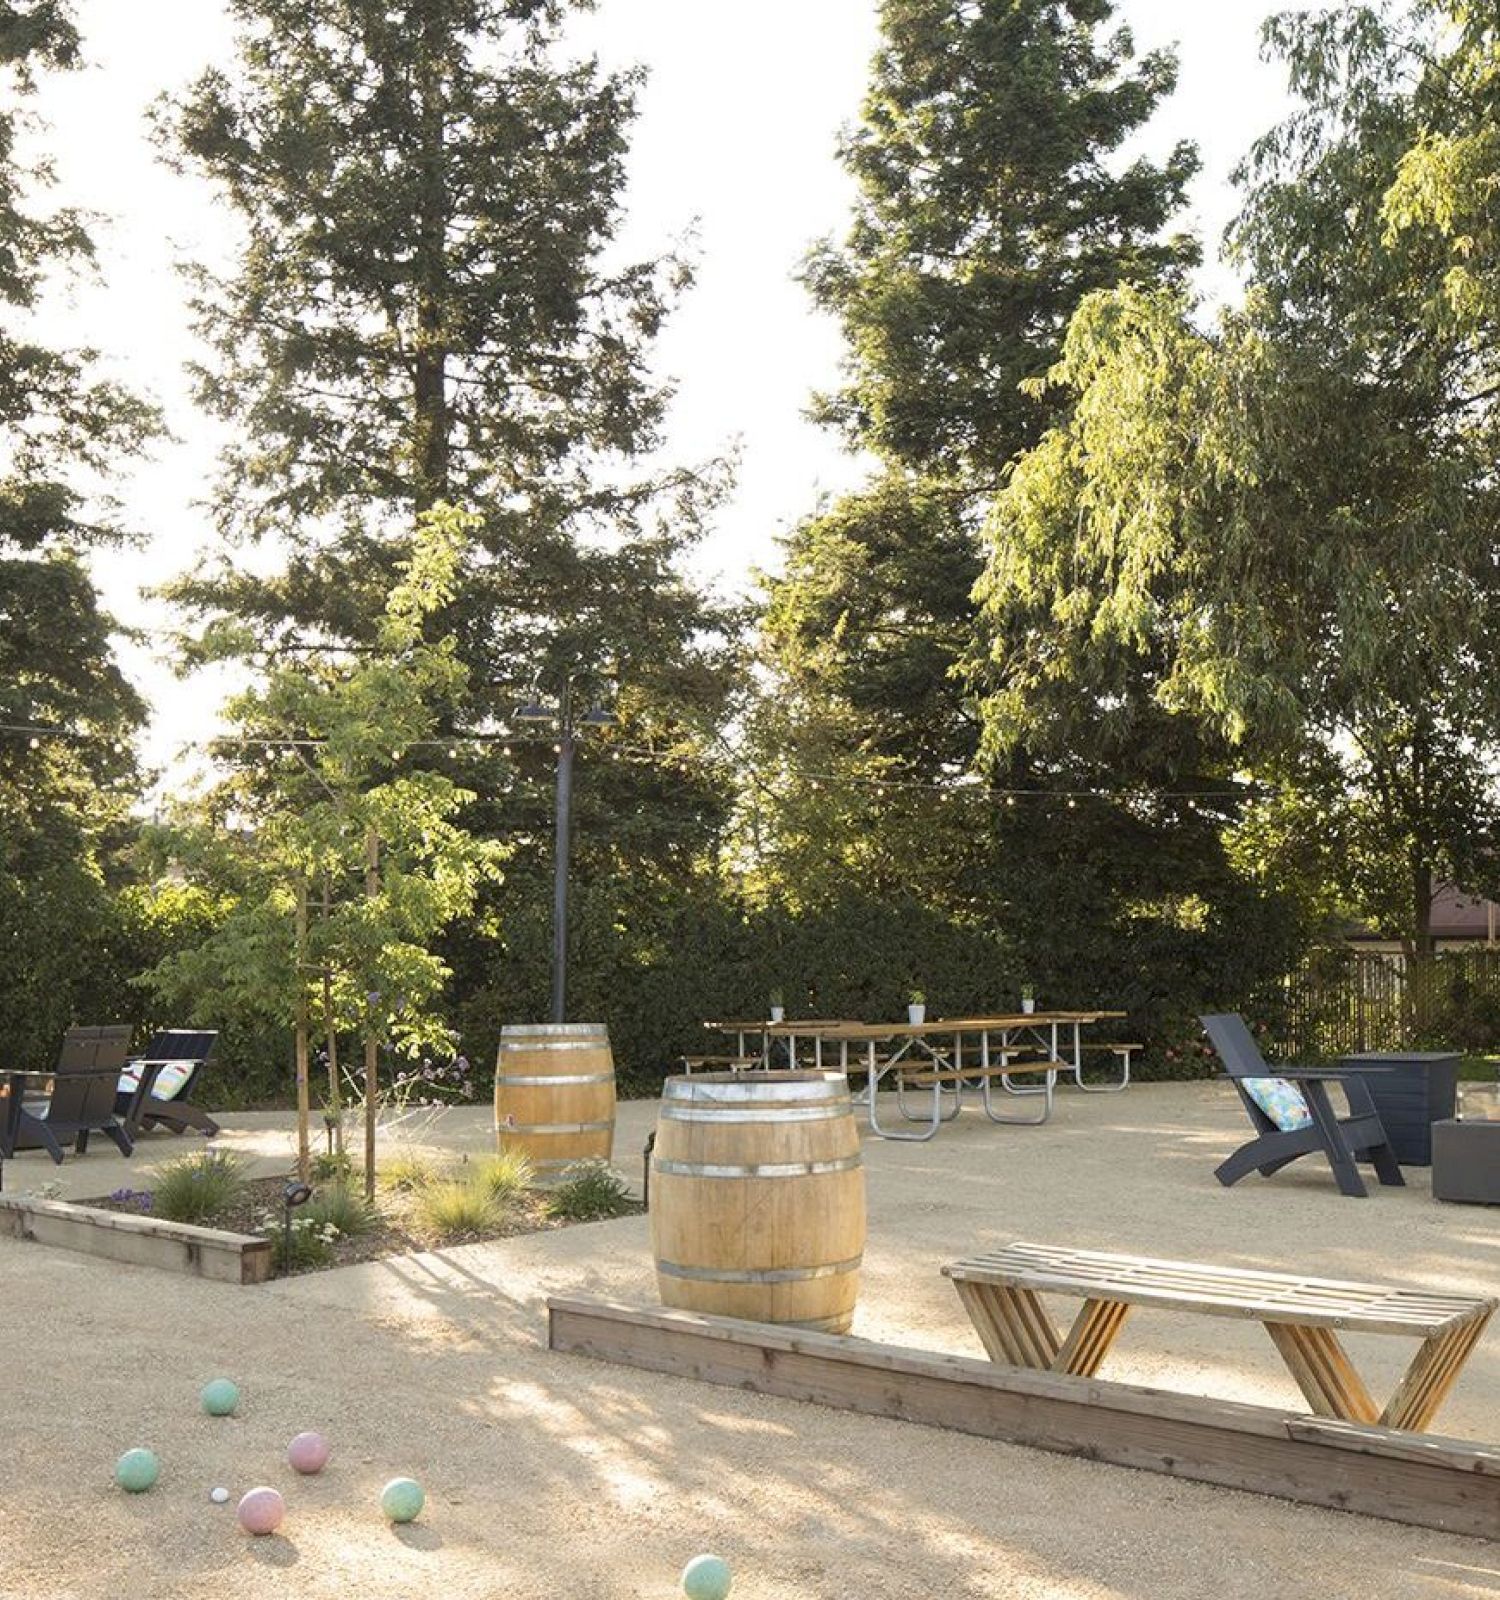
[[495, 1023, 615, 1175], [650, 1071, 866, 1334]]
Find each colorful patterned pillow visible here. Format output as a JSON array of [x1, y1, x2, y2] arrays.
[[1241, 1075, 1313, 1132], [148, 1062, 196, 1102], [117, 1061, 197, 1103]]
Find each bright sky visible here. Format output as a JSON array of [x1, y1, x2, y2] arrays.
[[26, 0, 1310, 778]]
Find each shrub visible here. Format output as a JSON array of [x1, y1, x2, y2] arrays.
[[308, 1183, 374, 1238], [152, 1150, 247, 1226], [379, 1149, 436, 1192], [467, 1149, 533, 1207], [311, 1148, 355, 1183], [410, 1179, 501, 1242], [269, 1214, 340, 1273], [548, 1159, 634, 1222]]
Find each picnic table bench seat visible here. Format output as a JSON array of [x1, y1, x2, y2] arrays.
[[945, 1241, 1496, 1433], [679, 1054, 760, 1073]]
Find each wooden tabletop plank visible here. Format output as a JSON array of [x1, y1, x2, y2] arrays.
[[944, 1243, 1496, 1337]]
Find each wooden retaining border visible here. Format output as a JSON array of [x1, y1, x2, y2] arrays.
[[547, 1297, 1500, 1540], [0, 1194, 273, 1284]]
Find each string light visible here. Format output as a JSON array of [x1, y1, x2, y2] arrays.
[[0, 719, 1261, 807]]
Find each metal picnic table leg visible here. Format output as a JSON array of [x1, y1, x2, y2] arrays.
[[999, 1026, 1048, 1096], [895, 1036, 962, 1123], [982, 1058, 1055, 1124], [1074, 1019, 1129, 1092], [868, 1039, 941, 1141]]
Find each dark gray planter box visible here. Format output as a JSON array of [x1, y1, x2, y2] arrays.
[[1432, 1119, 1500, 1205], [1336, 1052, 1461, 1166]]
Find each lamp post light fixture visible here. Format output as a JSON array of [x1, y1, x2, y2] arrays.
[[517, 681, 617, 1022], [282, 1180, 314, 1270]]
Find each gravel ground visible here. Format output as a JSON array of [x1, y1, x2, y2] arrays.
[[1, 1083, 1496, 1599]]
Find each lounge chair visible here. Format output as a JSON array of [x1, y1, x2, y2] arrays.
[[1199, 1013, 1404, 1199], [0, 1024, 135, 1164], [116, 1030, 220, 1138]]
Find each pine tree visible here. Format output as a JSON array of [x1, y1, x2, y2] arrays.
[[160, 0, 735, 1035], [0, 2, 160, 1058], [754, 0, 1198, 882]]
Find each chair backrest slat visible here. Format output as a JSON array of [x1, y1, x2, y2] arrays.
[[139, 1030, 218, 1062], [45, 1025, 133, 1125], [1199, 1014, 1270, 1080]]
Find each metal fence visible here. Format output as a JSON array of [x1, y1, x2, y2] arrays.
[[1272, 947, 1500, 1060]]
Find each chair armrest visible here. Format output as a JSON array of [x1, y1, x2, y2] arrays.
[[1, 1067, 124, 1081], [1269, 1066, 1398, 1082]]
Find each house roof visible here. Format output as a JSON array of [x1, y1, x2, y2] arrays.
[[1347, 883, 1497, 942]]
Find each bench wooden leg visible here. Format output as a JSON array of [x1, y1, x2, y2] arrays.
[[1053, 1297, 1130, 1377], [1381, 1309, 1493, 1431], [1264, 1322, 1378, 1423], [955, 1282, 1060, 1369]]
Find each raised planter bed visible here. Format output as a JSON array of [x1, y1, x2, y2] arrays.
[[0, 1194, 272, 1284]]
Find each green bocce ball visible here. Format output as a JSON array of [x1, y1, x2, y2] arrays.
[[115, 1448, 161, 1493], [200, 1378, 240, 1417], [380, 1476, 425, 1524], [681, 1554, 733, 1600]]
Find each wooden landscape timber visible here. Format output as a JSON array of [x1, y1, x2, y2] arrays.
[[0, 1193, 273, 1284], [546, 1297, 1500, 1540]]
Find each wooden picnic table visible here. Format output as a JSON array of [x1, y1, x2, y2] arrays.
[[703, 1012, 1127, 1140]]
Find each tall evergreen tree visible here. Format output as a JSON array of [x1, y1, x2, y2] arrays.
[[752, 0, 1198, 892], [0, 2, 159, 1059], [160, 0, 735, 1038]]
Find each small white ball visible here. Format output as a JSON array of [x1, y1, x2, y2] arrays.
[[210, 1486, 230, 1504]]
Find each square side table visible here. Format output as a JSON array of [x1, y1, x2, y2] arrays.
[[1432, 1118, 1500, 1205]]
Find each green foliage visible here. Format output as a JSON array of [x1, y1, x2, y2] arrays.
[[143, 509, 503, 1092], [379, 1148, 436, 1193], [975, 3, 1500, 953], [0, 4, 161, 1065], [467, 1150, 533, 1207], [307, 1183, 374, 1239], [410, 1178, 501, 1242], [151, 1150, 247, 1226], [269, 1215, 339, 1273], [310, 1148, 355, 1183], [547, 1159, 633, 1222]]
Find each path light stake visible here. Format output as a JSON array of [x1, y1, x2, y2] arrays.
[[643, 1130, 656, 1211], [282, 1180, 313, 1269]]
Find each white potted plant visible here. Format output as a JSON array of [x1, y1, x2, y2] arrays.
[[907, 988, 926, 1025], [1020, 982, 1036, 1016], [768, 987, 785, 1024]]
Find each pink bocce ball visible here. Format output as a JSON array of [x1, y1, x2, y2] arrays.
[[287, 1431, 331, 1474], [237, 1486, 285, 1536]]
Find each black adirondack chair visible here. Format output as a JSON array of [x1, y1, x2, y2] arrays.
[[1, 1025, 135, 1164], [115, 1030, 221, 1138], [1200, 1013, 1404, 1200]]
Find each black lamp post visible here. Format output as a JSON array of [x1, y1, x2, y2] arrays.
[[516, 682, 616, 1023]]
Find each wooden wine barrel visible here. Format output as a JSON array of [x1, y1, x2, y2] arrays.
[[650, 1071, 866, 1334], [495, 1023, 615, 1176]]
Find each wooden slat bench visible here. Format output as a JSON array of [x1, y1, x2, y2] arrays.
[[944, 1241, 1496, 1433]]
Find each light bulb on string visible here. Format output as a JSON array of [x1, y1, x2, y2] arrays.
[[29, 736, 40, 750]]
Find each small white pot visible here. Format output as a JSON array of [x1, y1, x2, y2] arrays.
[[908, 1004, 926, 1025], [1021, 997, 1035, 1015], [769, 1005, 784, 1023]]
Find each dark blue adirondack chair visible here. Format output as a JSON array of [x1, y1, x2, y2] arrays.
[[1200, 1013, 1404, 1199], [1, 1025, 134, 1164]]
